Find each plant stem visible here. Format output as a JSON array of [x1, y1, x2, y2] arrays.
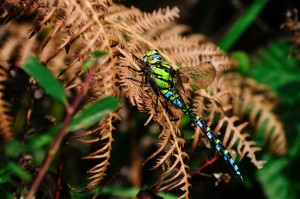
[[55, 136, 68, 199], [189, 155, 219, 176]]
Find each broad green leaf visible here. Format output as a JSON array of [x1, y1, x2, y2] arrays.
[[68, 96, 119, 131], [27, 125, 60, 149], [5, 140, 24, 158], [28, 96, 119, 149], [22, 56, 67, 104]]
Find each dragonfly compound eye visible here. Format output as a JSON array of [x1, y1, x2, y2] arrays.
[[144, 54, 163, 64], [152, 54, 163, 61], [144, 50, 163, 64]]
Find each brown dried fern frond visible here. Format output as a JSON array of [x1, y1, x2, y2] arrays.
[[149, 114, 190, 199], [108, 6, 180, 36], [147, 23, 192, 38], [214, 114, 266, 169], [1, 0, 114, 68], [249, 96, 286, 155], [192, 90, 225, 126], [0, 0, 38, 24], [71, 112, 121, 193], [189, 78, 266, 168], [89, 52, 120, 99], [106, 5, 181, 65], [161, 42, 237, 70], [222, 73, 287, 155], [0, 65, 13, 141]]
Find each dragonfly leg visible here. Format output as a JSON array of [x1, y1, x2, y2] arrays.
[[126, 77, 144, 84], [124, 65, 144, 73], [148, 78, 161, 113], [125, 65, 150, 86]]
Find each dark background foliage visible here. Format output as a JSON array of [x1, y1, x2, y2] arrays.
[[127, 0, 300, 49]]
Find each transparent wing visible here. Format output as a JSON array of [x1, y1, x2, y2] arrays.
[[179, 62, 216, 89]]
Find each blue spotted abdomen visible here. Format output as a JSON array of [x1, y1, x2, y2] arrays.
[[160, 89, 184, 108], [160, 88, 243, 182]]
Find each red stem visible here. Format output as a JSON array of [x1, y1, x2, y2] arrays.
[[189, 155, 219, 177], [55, 137, 68, 199], [159, 155, 219, 192]]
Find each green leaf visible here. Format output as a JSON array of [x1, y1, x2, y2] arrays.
[[7, 162, 31, 181], [27, 125, 60, 149], [68, 96, 119, 131], [27, 96, 119, 149], [0, 161, 31, 183], [22, 56, 67, 104], [231, 51, 250, 73], [5, 140, 24, 158], [218, 0, 269, 50], [93, 50, 107, 58], [82, 60, 94, 72]]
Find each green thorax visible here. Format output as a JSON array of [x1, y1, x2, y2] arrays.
[[143, 49, 176, 90], [150, 62, 175, 89]]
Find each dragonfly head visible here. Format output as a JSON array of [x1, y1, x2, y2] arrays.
[[143, 49, 163, 64]]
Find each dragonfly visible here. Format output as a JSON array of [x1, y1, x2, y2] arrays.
[[132, 49, 243, 183]]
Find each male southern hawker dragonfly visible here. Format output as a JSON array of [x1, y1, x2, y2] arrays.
[[132, 49, 243, 183]]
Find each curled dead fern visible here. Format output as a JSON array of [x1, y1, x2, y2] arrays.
[[221, 73, 287, 155], [70, 112, 120, 193]]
